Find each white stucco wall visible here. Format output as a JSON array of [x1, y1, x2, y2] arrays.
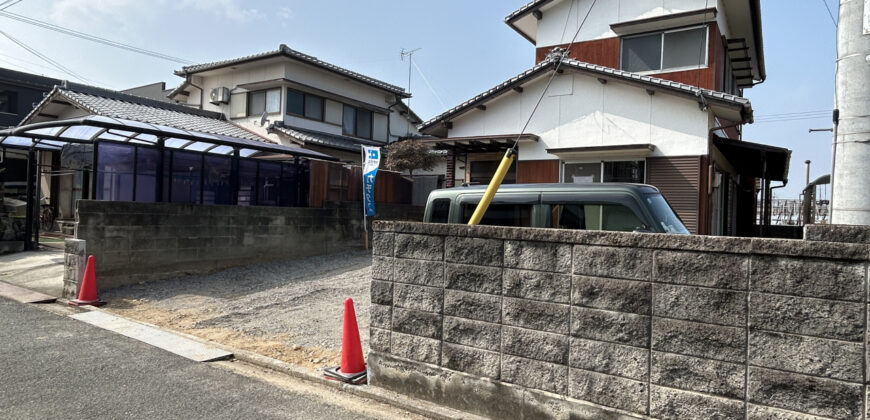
[[176, 58, 420, 145], [535, 0, 731, 48], [448, 72, 710, 161]]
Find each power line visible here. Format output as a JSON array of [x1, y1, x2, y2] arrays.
[[0, 29, 92, 83], [755, 109, 831, 118], [0, 10, 194, 64], [820, 0, 837, 28], [0, 0, 22, 11]]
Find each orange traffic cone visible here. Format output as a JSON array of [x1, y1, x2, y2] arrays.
[[324, 298, 366, 384], [68, 255, 105, 307]]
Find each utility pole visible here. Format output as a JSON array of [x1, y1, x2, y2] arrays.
[[831, 0, 870, 224], [400, 48, 420, 111]]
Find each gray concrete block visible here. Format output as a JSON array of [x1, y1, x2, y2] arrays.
[[370, 327, 391, 353], [653, 284, 746, 327], [444, 263, 502, 295], [444, 236, 503, 266], [749, 330, 863, 382], [503, 297, 570, 334], [649, 385, 744, 420], [502, 326, 569, 364], [654, 250, 749, 289], [390, 332, 441, 364], [749, 293, 864, 342], [569, 338, 649, 381], [571, 276, 651, 315], [748, 367, 863, 419], [392, 307, 442, 339], [370, 304, 392, 329], [441, 343, 500, 379], [503, 269, 571, 303], [368, 351, 526, 420], [393, 258, 445, 287], [751, 256, 864, 302], [746, 404, 830, 420], [370, 280, 393, 305], [393, 283, 443, 314], [442, 316, 500, 351], [372, 231, 394, 257], [570, 307, 650, 348], [504, 240, 571, 273], [501, 354, 568, 395], [651, 351, 745, 399], [568, 368, 648, 415], [651, 318, 745, 363], [443, 290, 501, 323], [371, 256, 393, 281], [394, 233, 444, 261], [573, 245, 652, 280]]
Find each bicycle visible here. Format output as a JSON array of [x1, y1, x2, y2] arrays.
[[39, 204, 56, 232]]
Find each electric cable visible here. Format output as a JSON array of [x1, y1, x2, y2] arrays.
[[0, 29, 92, 83], [820, 0, 837, 28], [0, 10, 193, 64]]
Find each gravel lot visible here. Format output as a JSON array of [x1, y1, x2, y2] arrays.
[[102, 251, 372, 370]]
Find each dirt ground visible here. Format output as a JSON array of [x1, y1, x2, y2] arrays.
[[101, 251, 372, 371]]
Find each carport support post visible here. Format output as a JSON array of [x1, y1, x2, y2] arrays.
[[230, 148, 240, 205], [24, 147, 36, 250], [155, 138, 165, 202]]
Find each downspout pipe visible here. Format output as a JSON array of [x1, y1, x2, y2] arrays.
[[186, 76, 204, 111]]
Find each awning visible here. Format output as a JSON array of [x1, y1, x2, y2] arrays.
[[0, 115, 338, 161], [712, 136, 790, 181], [546, 143, 656, 160], [419, 134, 539, 153]]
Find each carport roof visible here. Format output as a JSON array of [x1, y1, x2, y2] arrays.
[[0, 115, 338, 160]]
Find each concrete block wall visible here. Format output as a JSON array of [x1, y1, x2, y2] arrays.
[[72, 200, 366, 292], [370, 221, 870, 420]]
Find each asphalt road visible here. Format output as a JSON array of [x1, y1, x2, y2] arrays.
[[0, 298, 401, 420]]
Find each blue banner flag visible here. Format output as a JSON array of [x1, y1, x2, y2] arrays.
[[362, 146, 380, 217]]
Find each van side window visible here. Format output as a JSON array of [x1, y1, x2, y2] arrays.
[[547, 203, 645, 232], [461, 204, 532, 227], [431, 199, 450, 223]]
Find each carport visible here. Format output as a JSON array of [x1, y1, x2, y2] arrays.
[[0, 115, 337, 251]]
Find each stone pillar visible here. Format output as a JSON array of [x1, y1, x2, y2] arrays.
[[63, 238, 86, 299]]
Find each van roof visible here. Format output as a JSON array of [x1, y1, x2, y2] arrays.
[[431, 183, 660, 194]]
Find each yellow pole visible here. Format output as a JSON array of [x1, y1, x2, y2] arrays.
[[468, 147, 516, 225]]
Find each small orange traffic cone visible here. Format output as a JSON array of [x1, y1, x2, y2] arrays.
[[68, 255, 105, 307], [324, 298, 366, 384]]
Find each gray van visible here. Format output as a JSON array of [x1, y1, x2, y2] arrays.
[[423, 183, 689, 234]]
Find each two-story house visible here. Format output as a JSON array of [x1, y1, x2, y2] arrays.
[[168, 44, 421, 164], [418, 0, 789, 235]]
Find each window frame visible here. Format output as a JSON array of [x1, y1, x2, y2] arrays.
[[561, 159, 647, 184], [619, 24, 709, 75], [285, 88, 325, 122], [342, 104, 374, 139], [246, 87, 281, 117], [0, 89, 18, 115]]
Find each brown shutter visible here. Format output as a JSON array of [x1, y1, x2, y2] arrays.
[[646, 156, 702, 234], [517, 160, 560, 183]]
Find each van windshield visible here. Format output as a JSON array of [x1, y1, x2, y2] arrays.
[[644, 193, 690, 234]]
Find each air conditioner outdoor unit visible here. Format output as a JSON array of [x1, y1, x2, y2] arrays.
[[209, 87, 230, 105]]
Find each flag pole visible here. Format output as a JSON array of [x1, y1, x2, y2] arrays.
[[361, 147, 368, 250]]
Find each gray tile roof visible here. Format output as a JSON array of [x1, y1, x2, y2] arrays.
[[419, 56, 752, 131], [269, 124, 384, 153], [177, 44, 409, 97], [52, 88, 265, 141], [505, 0, 555, 22]]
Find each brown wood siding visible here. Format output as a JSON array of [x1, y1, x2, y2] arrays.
[[536, 23, 723, 92], [518, 160, 560, 183], [537, 38, 620, 67], [311, 161, 412, 207], [646, 156, 703, 234]]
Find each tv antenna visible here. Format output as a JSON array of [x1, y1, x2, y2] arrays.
[[400, 48, 420, 111]]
